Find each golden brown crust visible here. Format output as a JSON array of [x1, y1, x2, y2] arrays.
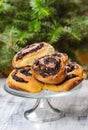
[[12, 42, 55, 68], [65, 62, 84, 79], [44, 77, 83, 92], [32, 55, 66, 84], [44, 61, 84, 92], [6, 67, 44, 93], [7, 42, 84, 93]]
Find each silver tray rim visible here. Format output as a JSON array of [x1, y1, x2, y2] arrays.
[[4, 81, 83, 99]]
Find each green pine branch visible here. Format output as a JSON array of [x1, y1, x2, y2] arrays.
[[30, 0, 51, 19], [48, 25, 63, 43], [0, 0, 88, 75]]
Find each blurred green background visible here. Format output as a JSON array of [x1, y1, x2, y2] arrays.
[[0, 0, 88, 77]]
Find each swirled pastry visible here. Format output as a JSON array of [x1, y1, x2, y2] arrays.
[[65, 62, 84, 79], [44, 62, 84, 92], [6, 67, 44, 93], [44, 77, 83, 92], [12, 42, 55, 68], [32, 55, 66, 84], [52, 52, 68, 64]]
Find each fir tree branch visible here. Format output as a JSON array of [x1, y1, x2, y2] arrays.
[[48, 26, 63, 43], [63, 26, 81, 41], [0, 0, 88, 75]]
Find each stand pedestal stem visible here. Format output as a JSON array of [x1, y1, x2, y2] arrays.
[[24, 98, 64, 122]]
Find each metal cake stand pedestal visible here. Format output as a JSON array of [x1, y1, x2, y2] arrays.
[[4, 82, 82, 122]]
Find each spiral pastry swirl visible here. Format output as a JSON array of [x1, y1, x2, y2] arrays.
[[32, 55, 66, 84], [6, 67, 44, 93], [44, 62, 84, 92], [52, 52, 68, 65], [65, 62, 84, 79], [12, 42, 55, 68]]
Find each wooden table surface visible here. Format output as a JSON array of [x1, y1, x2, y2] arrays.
[[0, 78, 88, 130]]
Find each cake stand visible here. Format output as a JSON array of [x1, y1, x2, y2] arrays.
[[4, 82, 83, 122]]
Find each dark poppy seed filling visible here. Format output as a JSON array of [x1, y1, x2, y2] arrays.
[[12, 70, 28, 83], [66, 66, 71, 73], [20, 68, 32, 76], [66, 74, 76, 80], [52, 52, 62, 57], [66, 62, 78, 73], [33, 57, 61, 77], [16, 43, 44, 61], [65, 62, 78, 80]]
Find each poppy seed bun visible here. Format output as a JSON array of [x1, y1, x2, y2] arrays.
[[12, 42, 55, 68], [32, 55, 66, 84], [44, 77, 83, 92], [65, 62, 84, 79], [6, 67, 44, 93]]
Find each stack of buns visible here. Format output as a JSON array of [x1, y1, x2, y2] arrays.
[[6, 42, 84, 93]]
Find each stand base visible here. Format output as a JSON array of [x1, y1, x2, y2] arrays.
[[24, 99, 64, 122]]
